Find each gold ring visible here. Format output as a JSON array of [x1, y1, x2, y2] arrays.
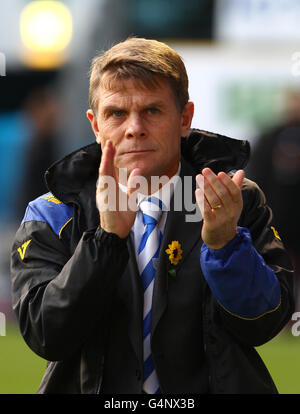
[[212, 204, 222, 210]]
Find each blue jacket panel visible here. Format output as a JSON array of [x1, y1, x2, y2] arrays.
[[200, 227, 281, 319]]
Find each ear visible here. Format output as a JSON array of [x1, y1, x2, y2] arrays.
[[180, 101, 194, 137], [86, 109, 101, 144]]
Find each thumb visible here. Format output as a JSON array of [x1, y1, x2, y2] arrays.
[[126, 168, 146, 212], [232, 169, 245, 189], [127, 168, 145, 196]]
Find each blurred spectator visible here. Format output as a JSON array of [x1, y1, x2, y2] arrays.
[[0, 112, 30, 225], [16, 87, 60, 220], [0, 86, 59, 315], [247, 90, 300, 308], [0, 107, 32, 312]]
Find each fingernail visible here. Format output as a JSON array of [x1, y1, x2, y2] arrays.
[[202, 168, 212, 176]]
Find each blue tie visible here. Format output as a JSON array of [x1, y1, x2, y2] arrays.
[[137, 197, 163, 394]]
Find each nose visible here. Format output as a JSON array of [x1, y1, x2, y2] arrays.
[[125, 114, 146, 139]]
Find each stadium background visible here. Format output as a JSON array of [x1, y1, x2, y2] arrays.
[[0, 0, 300, 393]]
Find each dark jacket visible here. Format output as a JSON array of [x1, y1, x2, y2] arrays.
[[10, 129, 294, 394]]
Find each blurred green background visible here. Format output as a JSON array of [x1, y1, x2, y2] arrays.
[[0, 323, 299, 394], [0, 323, 45, 394]]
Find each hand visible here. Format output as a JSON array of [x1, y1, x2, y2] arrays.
[[195, 168, 245, 249], [97, 140, 141, 238]]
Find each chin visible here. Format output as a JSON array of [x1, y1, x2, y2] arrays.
[[123, 160, 153, 175], [131, 167, 152, 179]]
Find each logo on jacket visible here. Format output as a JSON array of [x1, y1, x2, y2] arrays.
[[18, 240, 32, 260], [271, 226, 281, 241], [44, 194, 62, 204]]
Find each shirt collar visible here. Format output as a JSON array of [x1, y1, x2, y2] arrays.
[[118, 163, 181, 211]]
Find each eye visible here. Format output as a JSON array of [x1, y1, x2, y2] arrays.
[[113, 110, 123, 118], [147, 107, 159, 115]]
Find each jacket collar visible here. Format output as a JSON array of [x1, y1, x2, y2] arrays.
[[45, 128, 250, 206]]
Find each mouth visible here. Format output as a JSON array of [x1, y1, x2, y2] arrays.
[[122, 150, 154, 155]]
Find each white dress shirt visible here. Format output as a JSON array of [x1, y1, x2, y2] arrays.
[[119, 164, 181, 264]]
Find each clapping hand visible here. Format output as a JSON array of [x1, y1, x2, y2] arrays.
[[97, 140, 141, 238], [195, 168, 245, 250]]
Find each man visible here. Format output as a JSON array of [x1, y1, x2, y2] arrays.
[[11, 38, 294, 394]]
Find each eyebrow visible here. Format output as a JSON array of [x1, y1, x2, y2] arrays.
[[101, 101, 166, 114], [144, 100, 165, 108], [102, 105, 124, 114]]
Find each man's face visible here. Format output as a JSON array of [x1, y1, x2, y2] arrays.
[[87, 76, 194, 181]]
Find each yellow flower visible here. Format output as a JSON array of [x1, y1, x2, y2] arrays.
[[165, 241, 183, 266]]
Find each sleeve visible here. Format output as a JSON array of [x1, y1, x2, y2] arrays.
[[200, 226, 281, 319], [10, 195, 129, 361], [200, 179, 294, 346]]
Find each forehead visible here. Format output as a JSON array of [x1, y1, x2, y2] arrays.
[[97, 75, 175, 107]]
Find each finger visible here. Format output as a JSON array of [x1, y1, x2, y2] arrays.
[[124, 168, 142, 212], [127, 168, 145, 213], [196, 173, 225, 211], [232, 170, 245, 189], [196, 174, 215, 210], [195, 187, 215, 221], [203, 177, 224, 209], [127, 168, 143, 194], [218, 170, 244, 203], [97, 141, 116, 195], [196, 174, 204, 191], [99, 140, 115, 177], [201, 168, 232, 209]]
